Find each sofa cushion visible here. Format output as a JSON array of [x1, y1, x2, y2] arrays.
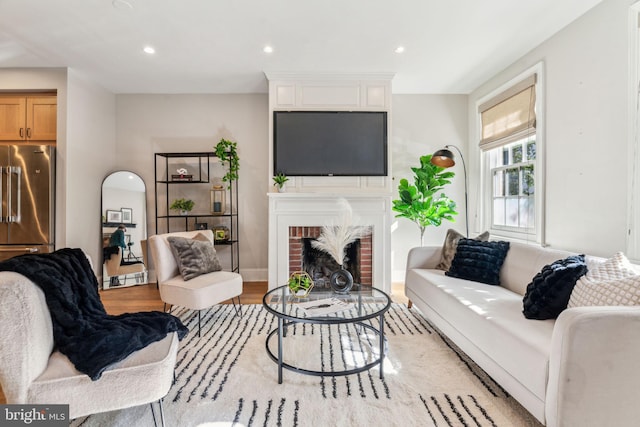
[[569, 253, 640, 307], [406, 268, 553, 402], [446, 239, 510, 285], [167, 236, 222, 281], [522, 255, 587, 320], [435, 229, 490, 271]]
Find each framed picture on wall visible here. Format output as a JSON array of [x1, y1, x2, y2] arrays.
[[106, 210, 122, 223], [121, 208, 133, 224]]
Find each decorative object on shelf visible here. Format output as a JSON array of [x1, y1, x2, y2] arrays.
[[287, 271, 314, 298], [392, 154, 458, 246], [210, 185, 225, 214], [430, 145, 468, 237], [170, 198, 194, 216], [120, 207, 133, 224], [214, 138, 240, 188], [106, 209, 122, 223], [171, 167, 193, 182], [311, 199, 369, 293], [195, 223, 208, 230], [272, 172, 289, 193], [213, 225, 230, 243]]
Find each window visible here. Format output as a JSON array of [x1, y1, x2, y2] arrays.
[[478, 67, 543, 241], [488, 136, 536, 233]]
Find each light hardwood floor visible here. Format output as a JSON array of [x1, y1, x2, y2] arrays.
[[0, 281, 407, 404]]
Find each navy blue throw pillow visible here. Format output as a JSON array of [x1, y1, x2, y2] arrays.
[[522, 255, 587, 320], [445, 239, 510, 286]]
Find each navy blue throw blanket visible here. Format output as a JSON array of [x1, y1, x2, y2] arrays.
[[0, 248, 188, 380]]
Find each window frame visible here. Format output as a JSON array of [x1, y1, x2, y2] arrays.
[[477, 63, 545, 244]]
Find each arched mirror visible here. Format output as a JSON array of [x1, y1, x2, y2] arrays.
[[101, 171, 148, 289]]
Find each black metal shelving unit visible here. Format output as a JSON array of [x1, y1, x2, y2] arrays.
[[154, 152, 239, 273]]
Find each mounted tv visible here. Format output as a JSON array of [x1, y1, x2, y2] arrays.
[[273, 111, 388, 176]]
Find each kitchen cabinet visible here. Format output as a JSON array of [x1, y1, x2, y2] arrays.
[[0, 95, 57, 141]]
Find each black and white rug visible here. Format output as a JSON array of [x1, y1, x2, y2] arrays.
[[74, 304, 542, 426]]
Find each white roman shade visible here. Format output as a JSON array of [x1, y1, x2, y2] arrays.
[[479, 74, 537, 150]]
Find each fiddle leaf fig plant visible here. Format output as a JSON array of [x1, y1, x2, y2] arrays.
[[392, 154, 458, 245]]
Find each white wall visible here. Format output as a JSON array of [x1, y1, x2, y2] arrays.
[[467, 0, 631, 258], [115, 94, 269, 280], [115, 93, 468, 283], [66, 69, 117, 269], [390, 94, 468, 280]]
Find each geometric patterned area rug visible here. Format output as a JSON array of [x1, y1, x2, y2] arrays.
[[73, 304, 543, 426]]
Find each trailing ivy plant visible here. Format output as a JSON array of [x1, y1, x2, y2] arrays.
[[214, 138, 240, 188], [392, 154, 458, 245]]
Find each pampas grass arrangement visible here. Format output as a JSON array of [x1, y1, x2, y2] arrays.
[[311, 199, 369, 267]]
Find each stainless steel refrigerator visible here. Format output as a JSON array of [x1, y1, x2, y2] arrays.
[[0, 145, 55, 261]]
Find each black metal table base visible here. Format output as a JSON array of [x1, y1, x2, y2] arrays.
[[265, 315, 388, 384]]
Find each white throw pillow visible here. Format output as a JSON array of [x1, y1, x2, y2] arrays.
[[586, 252, 636, 282], [568, 252, 640, 307]]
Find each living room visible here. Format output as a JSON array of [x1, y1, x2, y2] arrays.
[[0, 0, 638, 425], [0, 0, 634, 277]]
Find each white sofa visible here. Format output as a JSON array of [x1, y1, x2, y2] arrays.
[[405, 241, 640, 427]]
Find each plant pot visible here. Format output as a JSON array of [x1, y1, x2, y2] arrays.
[[180, 210, 189, 216], [277, 184, 286, 193]]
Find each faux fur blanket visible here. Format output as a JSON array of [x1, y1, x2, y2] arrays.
[[0, 248, 188, 380]]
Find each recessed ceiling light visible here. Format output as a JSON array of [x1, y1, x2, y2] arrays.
[[263, 45, 274, 54], [143, 46, 156, 54], [395, 46, 405, 54]]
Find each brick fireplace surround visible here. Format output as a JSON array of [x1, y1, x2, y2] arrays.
[[267, 193, 391, 293], [288, 226, 373, 286]]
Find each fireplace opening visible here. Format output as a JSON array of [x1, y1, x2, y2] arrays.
[[288, 226, 372, 290], [302, 238, 360, 290]]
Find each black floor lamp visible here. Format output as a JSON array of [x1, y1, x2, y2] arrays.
[[431, 145, 468, 238]]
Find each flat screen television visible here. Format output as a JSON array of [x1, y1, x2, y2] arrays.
[[273, 111, 388, 176]]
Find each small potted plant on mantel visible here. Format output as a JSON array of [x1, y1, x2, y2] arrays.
[[170, 198, 195, 216], [272, 172, 289, 193]]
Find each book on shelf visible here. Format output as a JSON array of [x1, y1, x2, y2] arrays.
[[171, 174, 193, 181]]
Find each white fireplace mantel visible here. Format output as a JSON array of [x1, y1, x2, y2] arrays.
[[268, 193, 392, 293]]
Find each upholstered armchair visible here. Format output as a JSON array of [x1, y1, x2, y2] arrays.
[[0, 271, 179, 426], [148, 230, 243, 336]]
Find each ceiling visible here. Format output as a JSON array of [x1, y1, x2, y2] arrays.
[[0, 0, 603, 94]]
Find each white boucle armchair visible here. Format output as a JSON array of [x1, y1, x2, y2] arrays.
[[0, 271, 179, 425], [148, 230, 243, 336]]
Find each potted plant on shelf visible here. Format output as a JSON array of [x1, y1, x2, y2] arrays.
[[392, 154, 458, 246], [272, 172, 289, 192], [215, 138, 240, 188], [170, 198, 195, 216]]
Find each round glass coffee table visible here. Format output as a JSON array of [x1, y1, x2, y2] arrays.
[[262, 285, 391, 384]]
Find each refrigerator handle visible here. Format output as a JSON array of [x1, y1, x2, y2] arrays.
[[8, 166, 21, 223]]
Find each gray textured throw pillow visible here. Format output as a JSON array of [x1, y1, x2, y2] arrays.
[[167, 236, 222, 281], [435, 229, 490, 271]]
